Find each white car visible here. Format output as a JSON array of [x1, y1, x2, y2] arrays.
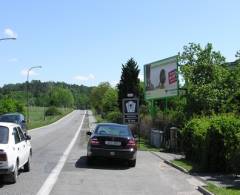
[[0, 122, 32, 183]]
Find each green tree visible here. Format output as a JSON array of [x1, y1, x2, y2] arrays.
[[226, 53, 240, 113], [74, 93, 89, 109], [0, 98, 25, 114], [236, 50, 240, 59], [102, 88, 118, 114], [178, 43, 229, 115], [49, 87, 74, 107], [90, 82, 111, 114], [0, 81, 92, 108], [117, 58, 140, 111]]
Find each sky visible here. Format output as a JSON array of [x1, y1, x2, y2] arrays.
[[0, 0, 239, 87]]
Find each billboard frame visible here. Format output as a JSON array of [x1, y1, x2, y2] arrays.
[[144, 55, 179, 101]]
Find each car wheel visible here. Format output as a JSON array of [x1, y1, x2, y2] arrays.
[[9, 161, 18, 183], [128, 159, 136, 167], [86, 156, 94, 165], [23, 157, 30, 172]]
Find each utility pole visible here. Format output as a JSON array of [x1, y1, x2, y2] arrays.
[[27, 66, 42, 123]]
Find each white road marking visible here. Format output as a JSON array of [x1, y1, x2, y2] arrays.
[[36, 110, 86, 195]]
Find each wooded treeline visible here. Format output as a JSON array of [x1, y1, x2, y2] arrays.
[[0, 80, 92, 110]]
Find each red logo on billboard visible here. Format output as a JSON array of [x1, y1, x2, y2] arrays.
[[168, 69, 177, 84]]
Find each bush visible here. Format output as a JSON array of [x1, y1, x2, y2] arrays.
[[0, 98, 25, 115], [140, 114, 153, 138], [105, 111, 122, 123], [182, 114, 240, 173], [45, 106, 62, 116], [182, 117, 210, 165], [206, 115, 240, 172]]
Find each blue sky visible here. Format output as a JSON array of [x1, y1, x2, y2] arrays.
[[0, 0, 239, 87]]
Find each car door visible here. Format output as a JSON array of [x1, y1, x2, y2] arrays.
[[13, 127, 25, 167], [17, 127, 28, 165]]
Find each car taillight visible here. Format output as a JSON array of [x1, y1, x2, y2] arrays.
[[127, 139, 137, 148], [90, 138, 100, 145], [0, 152, 7, 161]]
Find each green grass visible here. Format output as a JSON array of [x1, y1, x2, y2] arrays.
[[206, 182, 240, 195], [171, 159, 194, 172], [95, 114, 105, 123], [171, 158, 202, 172], [27, 107, 73, 130], [171, 159, 240, 195], [138, 137, 164, 152]]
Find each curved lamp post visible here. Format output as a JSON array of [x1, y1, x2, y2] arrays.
[[27, 66, 42, 123]]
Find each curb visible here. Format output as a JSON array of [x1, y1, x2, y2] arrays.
[[198, 186, 215, 195], [163, 159, 189, 174], [150, 151, 188, 173], [150, 151, 214, 195]]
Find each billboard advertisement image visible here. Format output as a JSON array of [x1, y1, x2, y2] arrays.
[[144, 55, 178, 100]]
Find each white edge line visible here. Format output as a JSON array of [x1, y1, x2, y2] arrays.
[[36, 110, 86, 195], [29, 110, 75, 132]]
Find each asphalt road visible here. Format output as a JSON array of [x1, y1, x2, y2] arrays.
[[0, 110, 202, 195]]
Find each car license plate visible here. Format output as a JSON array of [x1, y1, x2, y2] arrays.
[[105, 141, 121, 146]]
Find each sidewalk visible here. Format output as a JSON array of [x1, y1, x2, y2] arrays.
[[151, 151, 184, 161], [87, 110, 97, 130], [152, 151, 240, 189]]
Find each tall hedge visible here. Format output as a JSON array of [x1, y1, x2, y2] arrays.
[[182, 117, 209, 166], [182, 114, 240, 173]]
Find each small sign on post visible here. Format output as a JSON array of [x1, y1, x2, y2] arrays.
[[122, 98, 139, 124]]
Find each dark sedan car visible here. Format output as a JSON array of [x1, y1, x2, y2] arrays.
[[86, 123, 137, 167], [0, 113, 27, 132]]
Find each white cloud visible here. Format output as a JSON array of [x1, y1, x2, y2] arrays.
[[4, 28, 17, 38], [74, 74, 95, 82], [21, 69, 37, 77]]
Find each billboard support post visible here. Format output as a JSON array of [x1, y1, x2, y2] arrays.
[[165, 97, 168, 111], [149, 100, 156, 119]]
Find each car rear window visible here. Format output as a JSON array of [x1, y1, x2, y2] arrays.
[[0, 126, 9, 144], [95, 125, 131, 136]]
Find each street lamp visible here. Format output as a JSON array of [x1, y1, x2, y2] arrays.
[[0, 37, 16, 41], [27, 66, 42, 123]]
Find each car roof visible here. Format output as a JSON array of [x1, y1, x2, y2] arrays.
[[0, 122, 20, 128], [96, 123, 128, 127], [0, 113, 23, 116]]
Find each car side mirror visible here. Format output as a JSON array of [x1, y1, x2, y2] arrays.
[[26, 135, 31, 140], [86, 131, 92, 136], [22, 120, 26, 123]]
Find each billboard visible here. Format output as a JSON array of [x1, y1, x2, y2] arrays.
[[144, 56, 178, 100]]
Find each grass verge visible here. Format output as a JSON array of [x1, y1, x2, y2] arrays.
[[171, 159, 194, 172], [138, 137, 164, 152], [171, 158, 202, 172], [27, 107, 73, 130], [171, 159, 240, 195], [206, 182, 240, 195]]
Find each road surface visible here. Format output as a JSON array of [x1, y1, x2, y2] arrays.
[[0, 110, 202, 195]]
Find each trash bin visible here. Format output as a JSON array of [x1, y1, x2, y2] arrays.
[[150, 129, 164, 148]]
